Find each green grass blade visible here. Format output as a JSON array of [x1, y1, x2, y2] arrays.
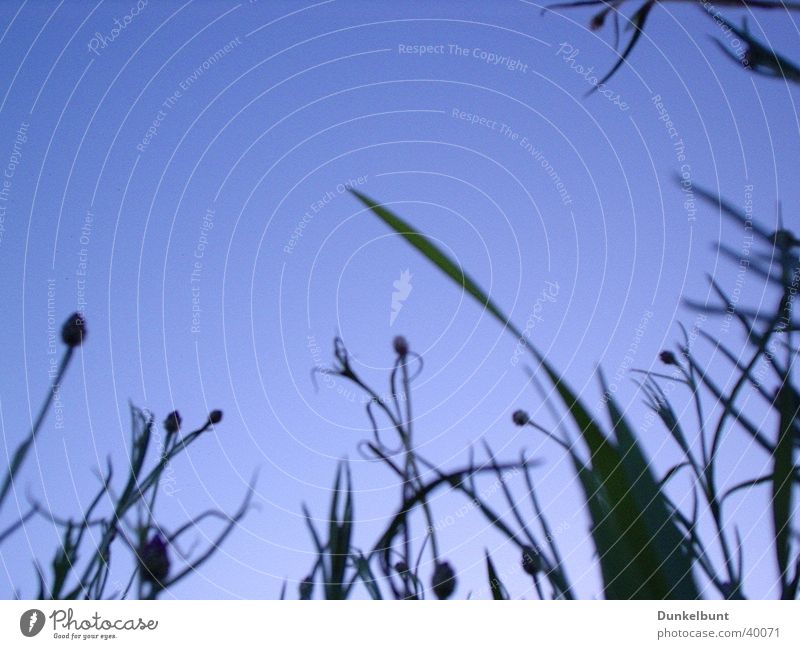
[[568, 454, 636, 598], [341, 463, 354, 564], [598, 371, 699, 599], [302, 503, 325, 555], [318, 462, 355, 599], [484, 550, 509, 600], [350, 190, 520, 337]]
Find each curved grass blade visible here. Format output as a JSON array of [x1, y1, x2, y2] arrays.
[[350, 190, 518, 335], [582, 0, 653, 94]]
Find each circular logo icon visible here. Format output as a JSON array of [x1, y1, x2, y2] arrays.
[[20, 609, 45, 637]]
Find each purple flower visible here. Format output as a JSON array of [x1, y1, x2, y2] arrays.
[[163, 411, 181, 435]]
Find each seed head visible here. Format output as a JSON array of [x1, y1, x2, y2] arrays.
[[61, 312, 87, 347], [659, 350, 678, 366], [512, 409, 530, 427], [207, 410, 223, 425], [393, 335, 409, 358], [139, 534, 170, 586], [163, 410, 182, 435], [431, 560, 457, 599]]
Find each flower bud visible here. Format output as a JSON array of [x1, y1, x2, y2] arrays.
[[512, 409, 530, 427], [139, 534, 170, 585], [61, 312, 87, 347], [773, 229, 798, 250], [659, 350, 678, 366], [163, 411, 181, 435], [431, 560, 457, 599], [394, 561, 409, 574], [590, 12, 606, 30], [207, 410, 223, 425], [521, 545, 541, 576], [393, 336, 409, 358]]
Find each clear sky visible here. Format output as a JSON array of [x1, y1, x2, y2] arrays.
[[0, 0, 798, 599]]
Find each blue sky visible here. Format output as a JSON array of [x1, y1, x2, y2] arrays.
[[0, 0, 798, 598]]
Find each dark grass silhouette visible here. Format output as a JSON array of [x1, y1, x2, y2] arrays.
[[3, 2, 799, 601], [298, 185, 797, 600], [0, 314, 254, 599]]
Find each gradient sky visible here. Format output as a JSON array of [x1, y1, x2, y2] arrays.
[[0, 0, 798, 599]]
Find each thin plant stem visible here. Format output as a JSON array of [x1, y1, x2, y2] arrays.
[[0, 347, 74, 510]]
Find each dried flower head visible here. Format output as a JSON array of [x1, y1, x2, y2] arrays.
[[61, 312, 87, 348], [431, 560, 457, 599], [207, 410, 223, 425], [394, 561, 409, 574], [163, 410, 182, 435], [512, 409, 530, 427], [393, 335, 409, 358], [139, 534, 170, 586]]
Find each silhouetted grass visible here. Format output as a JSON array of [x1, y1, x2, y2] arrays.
[[545, 1, 800, 89], [0, 314, 254, 599], [316, 186, 799, 599]]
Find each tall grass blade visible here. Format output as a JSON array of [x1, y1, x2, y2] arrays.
[[350, 190, 515, 332], [598, 371, 699, 598], [484, 551, 509, 600]]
